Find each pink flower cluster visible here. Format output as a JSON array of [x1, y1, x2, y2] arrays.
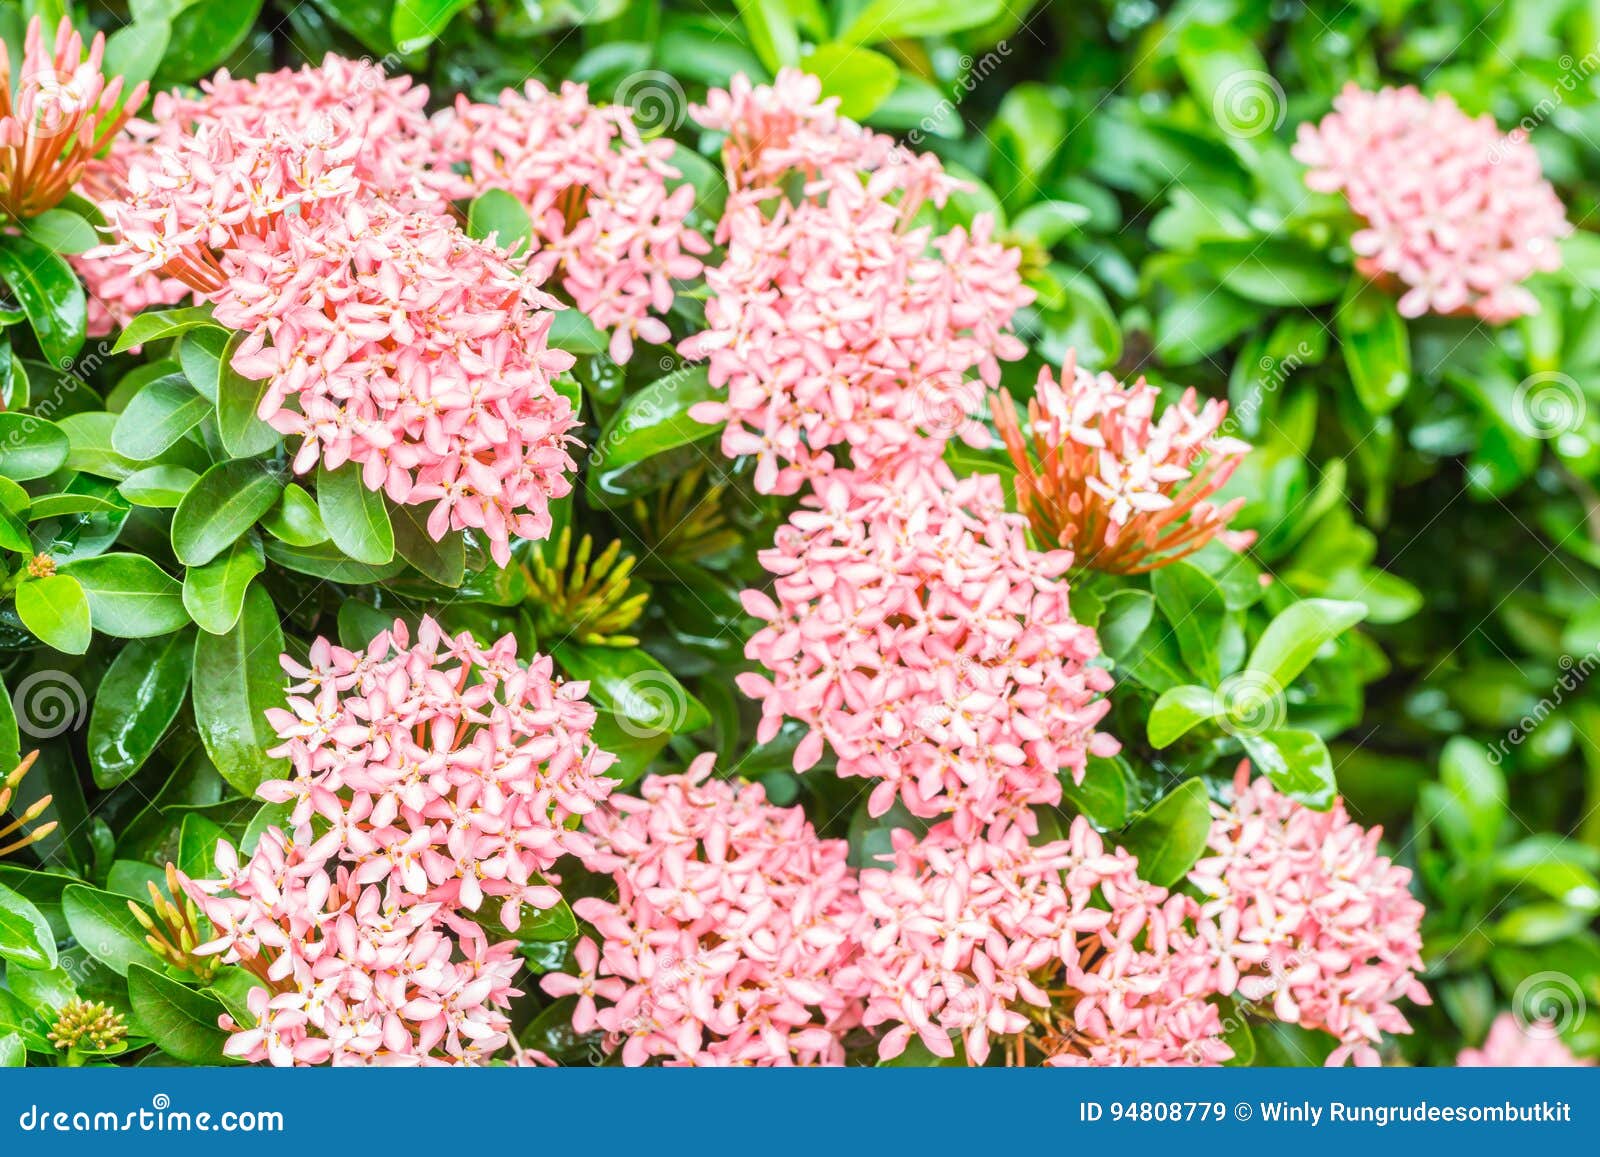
[[0, 17, 144, 220], [1189, 766, 1430, 1067], [85, 62, 579, 564], [545, 757, 863, 1065], [183, 617, 616, 1065], [428, 81, 709, 363], [736, 458, 1116, 833], [855, 817, 1232, 1067], [681, 69, 1031, 494], [1456, 1013, 1592, 1067], [994, 351, 1253, 574], [1294, 84, 1570, 322]]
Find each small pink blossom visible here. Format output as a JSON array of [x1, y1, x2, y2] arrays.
[[548, 756, 864, 1066], [1294, 84, 1569, 322], [852, 817, 1232, 1066], [1457, 1013, 1593, 1067], [427, 81, 709, 362], [1190, 764, 1430, 1066], [993, 350, 1253, 573], [736, 458, 1116, 833]]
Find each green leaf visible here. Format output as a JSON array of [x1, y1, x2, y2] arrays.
[[59, 553, 189, 638], [119, 464, 199, 508], [0, 1032, 21, 1067], [1118, 778, 1213, 887], [554, 642, 711, 735], [1059, 754, 1133, 828], [587, 366, 719, 503], [518, 895, 578, 943], [466, 189, 534, 256], [1197, 238, 1346, 307], [172, 459, 283, 567], [317, 462, 395, 565], [24, 207, 99, 255], [1244, 598, 1366, 690], [1150, 559, 1230, 684], [127, 964, 234, 1065], [104, 18, 171, 89], [0, 879, 57, 970], [800, 44, 899, 121], [179, 814, 228, 882], [111, 307, 217, 354], [177, 325, 231, 403], [1339, 277, 1412, 415], [840, 0, 1004, 43], [15, 574, 92, 654], [1239, 729, 1336, 810], [183, 534, 264, 634], [0, 412, 70, 480], [736, 0, 799, 72], [391, 0, 476, 53], [192, 582, 288, 797], [389, 501, 464, 587], [0, 235, 86, 365], [215, 330, 281, 457], [62, 884, 161, 977], [87, 630, 194, 788], [1147, 684, 1222, 748], [264, 538, 406, 583], [260, 483, 328, 546]]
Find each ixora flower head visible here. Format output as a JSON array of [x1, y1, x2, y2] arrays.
[[737, 459, 1116, 834], [851, 817, 1232, 1067], [1456, 1013, 1593, 1067], [0, 16, 144, 219], [89, 91, 581, 565], [428, 81, 709, 363], [1189, 764, 1430, 1066], [681, 70, 1029, 495], [1293, 84, 1570, 322], [548, 756, 864, 1066], [180, 616, 615, 1066], [993, 351, 1253, 574]]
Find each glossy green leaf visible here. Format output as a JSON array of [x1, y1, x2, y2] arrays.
[[172, 459, 283, 567], [0, 879, 56, 970], [1147, 684, 1222, 748], [111, 307, 217, 354], [15, 574, 92, 654], [389, 500, 464, 587], [800, 44, 898, 120], [183, 534, 265, 634], [1244, 598, 1367, 690], [127, 964, 234, 1065], [260, 483, 328, 546], [0, 235, 86, 366], [467, 189, 534, 256], [192, 583, 288, 797], [317, 462, 395, 565], [554, 642, 711, 736], [1239, 729, 1336, 810], [215, 329, 281, 457], [391, 0, 475, 53], [840, 0, 1004, 43], [62, 884, 161, 977], [59, 553, 189, 638], [118, 464, 199, 508], [1339, 277, 1412, 415], [87, 630, 194, 787], [1118, 778, 1213, 887], [0, 413, 70, 480]]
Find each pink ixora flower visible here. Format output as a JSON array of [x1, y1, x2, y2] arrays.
[[680, 70, 1030, 494], [993, 350, 1254, 574], [427, 81, 709, 363], [736, 458, 1116, 834], [1457, 1013, 1593, 1067], [181, 615, 615, 1066], [547, 756, 864, 1065], [0, 17, 144, 220], [88, 79, 580, 565], [850, 817, 1232, 1067], [1293, 84, 1570, 322], [1189, 763, 1430, 1066]]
